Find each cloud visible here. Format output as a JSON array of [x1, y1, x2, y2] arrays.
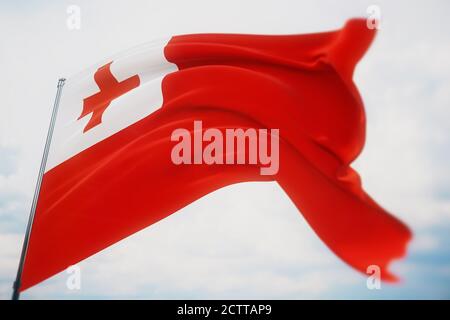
[[0, 233, 21, 299], [0, 146, 20, 176]]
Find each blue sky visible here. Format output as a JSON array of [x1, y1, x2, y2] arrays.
[[0, 0, 449, 299]]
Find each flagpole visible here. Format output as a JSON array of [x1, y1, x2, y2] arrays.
[[12, 78, 66, 300]]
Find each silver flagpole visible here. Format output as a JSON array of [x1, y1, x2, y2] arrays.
[[12, 78, 66, 300]]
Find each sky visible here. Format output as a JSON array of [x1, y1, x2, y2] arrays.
[[0, 0, 449, 299]]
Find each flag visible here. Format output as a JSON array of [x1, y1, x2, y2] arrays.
[[20, 19, 411, 292]]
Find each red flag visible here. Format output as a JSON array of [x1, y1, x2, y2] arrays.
[[20, 19, 411, 292]]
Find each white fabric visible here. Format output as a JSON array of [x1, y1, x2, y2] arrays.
[[46, 38, 177, 171]]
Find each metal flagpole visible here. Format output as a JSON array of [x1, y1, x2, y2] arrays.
[[12, 78, 66, 300]]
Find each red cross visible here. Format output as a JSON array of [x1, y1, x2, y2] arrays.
[[78, 61, 140, 132]]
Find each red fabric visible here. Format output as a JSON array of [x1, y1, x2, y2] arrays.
[[21, 19, 411, 292], [79, 61, 140, 132]]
